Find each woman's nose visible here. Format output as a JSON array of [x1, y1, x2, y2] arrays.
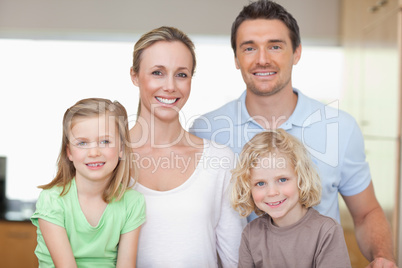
[[163, 76, 176, 92]]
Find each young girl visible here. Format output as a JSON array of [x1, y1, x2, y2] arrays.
[[31, 98, 146, 268], [231, 129, 351, 268]]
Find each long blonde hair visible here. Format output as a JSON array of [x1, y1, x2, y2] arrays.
[[231, 129, 321, 217], [39, 98, 136, 203]]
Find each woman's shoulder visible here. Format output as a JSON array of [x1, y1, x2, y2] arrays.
[[203, 139, 235, 158]]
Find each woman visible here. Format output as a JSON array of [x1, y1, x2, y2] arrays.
[[129, 26, 245, 268]]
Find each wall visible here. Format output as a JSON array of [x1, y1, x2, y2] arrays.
[[0, 0, 340, 45]]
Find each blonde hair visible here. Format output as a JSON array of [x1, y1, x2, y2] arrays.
[[132, 26, 196, 117], [39, 98, 136, 203], [231, 129, 321, 217]]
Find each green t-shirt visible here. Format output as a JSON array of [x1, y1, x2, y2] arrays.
[[31, 179, 146, 268]]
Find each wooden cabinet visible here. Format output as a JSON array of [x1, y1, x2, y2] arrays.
[[341, 0, 402, 266], [0, 221, 38, 268]]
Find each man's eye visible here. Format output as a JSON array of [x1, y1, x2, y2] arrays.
[[245, 47, 254, 51], [272, 45, 281, 50]]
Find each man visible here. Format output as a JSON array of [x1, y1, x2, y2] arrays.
[[190, 0, 397, 267]]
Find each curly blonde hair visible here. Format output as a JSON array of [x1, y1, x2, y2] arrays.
[[231, 129, 321, 217]]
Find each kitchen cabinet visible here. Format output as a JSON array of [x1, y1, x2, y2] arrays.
[[0, 221, 38, 268], [341, 0, 402, 266]]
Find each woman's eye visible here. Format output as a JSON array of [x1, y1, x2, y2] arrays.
[[177, 73, 188, 78], [152, 71, 162, 76], [256, 182, 265, 187]]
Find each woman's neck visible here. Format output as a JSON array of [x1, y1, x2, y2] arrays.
[[130, 116, 187, 148]]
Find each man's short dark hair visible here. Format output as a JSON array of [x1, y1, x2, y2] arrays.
[[231, 0, 301, 56]]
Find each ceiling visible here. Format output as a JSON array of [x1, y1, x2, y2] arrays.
[[0, 0, 341, 45]]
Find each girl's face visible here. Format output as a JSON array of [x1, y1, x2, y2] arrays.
[[67, 115, 121, 184], [250, 153, 307, 227], [131, 41, 193, 122]]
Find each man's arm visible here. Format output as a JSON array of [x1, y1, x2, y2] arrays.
[[342, 182, 397, 267]]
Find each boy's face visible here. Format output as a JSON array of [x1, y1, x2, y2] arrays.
[[250, 154, 306, 227]]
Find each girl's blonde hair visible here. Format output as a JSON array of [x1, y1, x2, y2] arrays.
[[132, 26, 196, 117], [231, 129, 321, 217], [39, 98, 136, 203]]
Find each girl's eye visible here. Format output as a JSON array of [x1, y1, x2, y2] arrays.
[[77, 141, 87, 147], [279, 178, 287, 183], [177, 73, 188, 78], [256, 181, 265, 187], [100, 140, 110, 145], [152, 71, 162, 76]]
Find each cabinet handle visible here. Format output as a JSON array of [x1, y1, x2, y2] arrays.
[[6, 232, 31, 239], [369, 0, 388, 13]]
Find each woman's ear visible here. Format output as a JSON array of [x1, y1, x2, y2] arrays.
[[130, 67, 139, 87]]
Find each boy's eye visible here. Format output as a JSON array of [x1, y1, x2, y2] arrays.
[[256, 181, 265, 187], [278, 178, 287, 183]]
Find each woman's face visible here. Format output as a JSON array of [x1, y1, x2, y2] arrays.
[[131, 41, 193, 122]]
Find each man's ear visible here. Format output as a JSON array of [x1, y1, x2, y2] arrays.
[[130, 67, 139, 87], [293, 44, 302, 65], [234, 56, 240, 70]]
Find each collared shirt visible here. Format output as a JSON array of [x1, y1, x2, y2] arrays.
[[190, 89, 371, 222]]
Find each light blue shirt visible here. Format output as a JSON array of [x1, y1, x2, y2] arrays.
[[190, 89, 371, 223]]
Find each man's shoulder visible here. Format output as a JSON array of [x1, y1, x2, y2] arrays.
[[299, 90, 358, 125], [197, 96, 241, 120], [190, 93, 244, 134]]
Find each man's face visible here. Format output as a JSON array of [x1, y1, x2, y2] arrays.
[[235, 19, 301, 97]]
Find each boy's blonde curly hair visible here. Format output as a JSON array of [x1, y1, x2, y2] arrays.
[[231, 129, 321, 217]]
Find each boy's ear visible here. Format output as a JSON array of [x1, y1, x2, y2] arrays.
[[130, 67, 139, 87], [119, 147, 123, 159]]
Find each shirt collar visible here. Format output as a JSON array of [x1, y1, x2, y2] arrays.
[[237, 88, 314, 129]]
